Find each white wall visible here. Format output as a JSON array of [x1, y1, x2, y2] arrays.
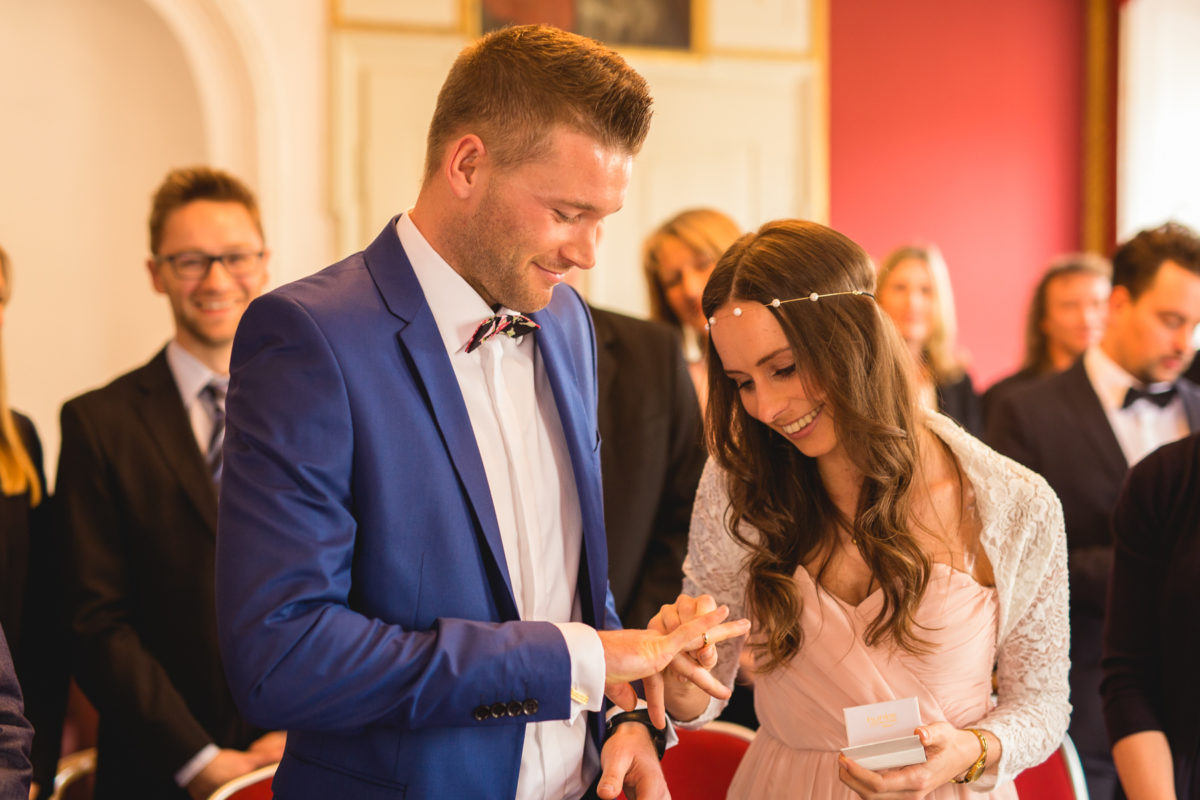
[[0, 0, 333, 479], [1118, 0, 1200, 238]]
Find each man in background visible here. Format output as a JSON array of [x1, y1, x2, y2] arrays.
[[987, 221, 1200, 799], [56, 167, 284, 799], [590, 305, 706, 628], [982, 253, 1111, 425]]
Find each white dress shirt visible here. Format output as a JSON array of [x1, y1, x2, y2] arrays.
[[166, 341, 226, 455], [1084, 346, 1189, 465], [398, 213, 606, 800]]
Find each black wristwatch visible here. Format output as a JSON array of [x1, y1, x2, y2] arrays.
[[605, 708, 667, 759]]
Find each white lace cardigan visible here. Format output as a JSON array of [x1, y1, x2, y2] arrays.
[[679, 413, 1071, 791]]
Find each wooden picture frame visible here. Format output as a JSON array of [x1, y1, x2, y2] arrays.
[[480, 0, 694, 51]]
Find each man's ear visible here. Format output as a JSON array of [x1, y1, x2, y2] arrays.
[[1109, 284, 1132, 316], [147, 257, 167, 295], [445, 134, 488, 200]]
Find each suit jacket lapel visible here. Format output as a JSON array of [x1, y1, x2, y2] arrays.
[[364, 219, 519, 621], [1063, 360, 1128, 474], [592, 309, 618, 444], [135, 350, 218, 532], [531, 305, 608, 629], [1179, 379, 1200, 432]]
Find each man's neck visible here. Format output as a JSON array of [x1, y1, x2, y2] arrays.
[[174, 336, 232, 377], [1099, 336, 1131, 382], [1046, 342, 1078, 372]]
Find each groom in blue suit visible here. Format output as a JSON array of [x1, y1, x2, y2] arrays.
[[216, 25, 744, 800]]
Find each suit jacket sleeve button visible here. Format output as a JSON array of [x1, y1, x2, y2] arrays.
[[522, 698, 539, 716], [490, 702, 508, 719], [473, 705, 490, 721], [507, 701, 523, 717]]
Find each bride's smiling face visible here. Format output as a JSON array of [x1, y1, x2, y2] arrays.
[[710, 300, 840, 461]]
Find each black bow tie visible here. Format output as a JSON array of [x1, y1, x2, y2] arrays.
[[1122, 385, 1178, 409], [465, 313, 540, 354]]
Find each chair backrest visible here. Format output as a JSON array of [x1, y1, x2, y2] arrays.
[[48, 747, 97, 800], [206, 763, 278, 800], [655, 721, 755, 800], [1012, 733, 1089, 800]]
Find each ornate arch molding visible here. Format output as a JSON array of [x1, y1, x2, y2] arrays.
[[137, 0, 282, 248]]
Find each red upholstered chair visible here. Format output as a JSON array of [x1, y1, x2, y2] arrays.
[[618, 720, 755, 800], [48, 747, 96, 800], [205, 763, 278, 800], [1012, 734, 1089, 800]]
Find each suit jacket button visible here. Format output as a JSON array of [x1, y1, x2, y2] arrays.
[[523, 698, 539, 716], [491, 702, 508, 719], [507, 701, 523, 717], [473, 705, 490, 721]]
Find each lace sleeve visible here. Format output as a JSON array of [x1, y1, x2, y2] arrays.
[[973, 473, 1072, 791], [674, 458, 753, 729]]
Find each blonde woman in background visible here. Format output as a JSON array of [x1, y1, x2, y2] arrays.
[[877, 244, 982, 435], [644, 208, 742, 408], [0, 245, 64, 798]]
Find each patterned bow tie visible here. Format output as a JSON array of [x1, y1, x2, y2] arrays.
[[1122, 384, 1177, 409], [465, 313, 540, 354]]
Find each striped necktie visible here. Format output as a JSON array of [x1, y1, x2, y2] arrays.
[[200, 382, 226, 486]]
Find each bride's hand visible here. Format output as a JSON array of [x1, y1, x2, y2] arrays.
[[647, 594, 748, 722], [838, 722, 996, 799]]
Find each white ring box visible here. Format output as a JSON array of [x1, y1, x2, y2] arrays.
[[840, 696, 928, 771]]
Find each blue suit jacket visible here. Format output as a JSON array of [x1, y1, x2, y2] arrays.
[[216, 219, 618, 799]]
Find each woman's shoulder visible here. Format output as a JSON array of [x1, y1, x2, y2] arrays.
[[9, 410, 41, 453], [927, 412, 1062, 529], [690, 460, 757, 555]]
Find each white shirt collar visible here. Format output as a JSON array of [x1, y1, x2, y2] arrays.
[[396, 212, 518, 356], [165, 340, 225, 408], [1085, 345, 1176, 413]]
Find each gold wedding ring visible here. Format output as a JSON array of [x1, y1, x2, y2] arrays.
[[702, 631, 710, 648]]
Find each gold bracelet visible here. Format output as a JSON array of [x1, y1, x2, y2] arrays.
[[950, 728, 988, 784]]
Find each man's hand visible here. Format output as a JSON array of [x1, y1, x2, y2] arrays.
[[185, 747, 279, 800], [247, 730, 286, 762], [595, 719, 669, 800], [598, 605, 750, 728]]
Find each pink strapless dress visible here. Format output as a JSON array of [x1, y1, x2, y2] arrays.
[[727, 562, 1016, 799]]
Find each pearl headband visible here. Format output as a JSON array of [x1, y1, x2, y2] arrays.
[[705, 290, 875, 330]]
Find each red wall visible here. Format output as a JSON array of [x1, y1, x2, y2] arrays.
[[830, 0, 1086, 387]]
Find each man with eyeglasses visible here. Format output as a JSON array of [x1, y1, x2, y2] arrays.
[[55, 166, 284, 800]]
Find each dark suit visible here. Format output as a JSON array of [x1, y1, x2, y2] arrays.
[[216, 219, 618, 798], [0, 413, 66, 789], [56, 350, 263, 799], [981, 366, 1041, 431], [591, 306, 705, 628], [935, 372, 982, 436], [0, 625, 32, 800], [986, 358, 1200, 800]]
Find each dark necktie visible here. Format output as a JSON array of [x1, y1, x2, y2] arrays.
[[465, 313, 540, 354], [1122, 384, 1177, 409], [200, 382, 226, 485]]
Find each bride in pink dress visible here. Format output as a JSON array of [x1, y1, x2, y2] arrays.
[[653, 220, 1070, 798]]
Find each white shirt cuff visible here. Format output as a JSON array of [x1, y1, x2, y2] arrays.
[[174, 743, 220, 787], [554, 621, 605, 721]]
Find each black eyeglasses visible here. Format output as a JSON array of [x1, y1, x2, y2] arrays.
[[156, 251, 265, 281]]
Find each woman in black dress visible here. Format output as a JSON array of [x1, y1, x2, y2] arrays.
[[876, 244, 982, 436], [0, 244, 63, 796]]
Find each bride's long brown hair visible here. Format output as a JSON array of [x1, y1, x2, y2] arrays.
[[702, 220, 931, 672]]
